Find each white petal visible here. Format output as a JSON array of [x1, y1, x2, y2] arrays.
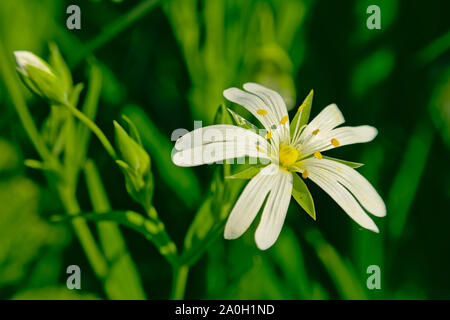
[[301, 125, 378, 155], [302, 158, 386, 217], [306, 167, 379, 232], [224, 164, 279, 239], [254, 168, 293, 250], [326, 125, 377, 147], [174, 124, 264, 150], [242, 83, 290, 143], [223, 87, 275, 132], [14, 51, 51, 75], [173, 141, 269, 167], [172, 124, 270, 166], [298, 104, 345, 144]]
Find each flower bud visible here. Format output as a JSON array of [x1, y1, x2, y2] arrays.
[[114, 120, 153, 209], [14, 51, 67, 105]]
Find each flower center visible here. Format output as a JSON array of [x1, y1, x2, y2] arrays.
[[278, 145, 299, 169]]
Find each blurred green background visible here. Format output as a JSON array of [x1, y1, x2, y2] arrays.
[[0, 0, 449, 300]]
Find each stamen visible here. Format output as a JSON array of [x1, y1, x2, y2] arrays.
[[314, 151, 322, 159], [312, 129, 320, 135], [257, 109, 268, 115], [331, 138, 340, 146], [280, 115, 289, 124], [298, 103, 305, 112], [302, 169, 309, 179], [265, 131, 272, 139]]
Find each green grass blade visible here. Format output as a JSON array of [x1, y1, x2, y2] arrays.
[[305, 229, 367, 299], [84, 160, 146, 300]]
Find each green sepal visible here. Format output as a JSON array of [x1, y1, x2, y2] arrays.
[[226, 164, 266, 180], [49, 42, 73, 93], [26, 64, 67, 105], [292, 173, 316, 220], [290, 89, 314, 139], [322, 156, 364, 168], [114, 121, 150, 175], [121, 115, 143, 146], [114, 121, 153, 209]]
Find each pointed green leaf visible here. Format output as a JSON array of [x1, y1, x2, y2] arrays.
[[305, 229, 367, 299], [227, 107, 258, 131], [322, 156, 364, 168], [226, 165, 265, 180], [292, 173, 316, 220], [290, 89, 314, 139]]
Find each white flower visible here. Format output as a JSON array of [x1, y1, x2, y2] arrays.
[[172, 83, 386, 250]]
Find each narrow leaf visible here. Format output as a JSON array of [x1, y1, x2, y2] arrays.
[[290, 89, 313, 139], [305, 229, 367, 299], [227, 107, 258, 131], [52, 210, 178, 266], [292, 173, 316, 220]]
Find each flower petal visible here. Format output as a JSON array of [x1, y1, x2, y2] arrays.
[[224, 164, 279, 239], [254, 168, 293, 250], [306, 165, 379, 232], [242, 83, 290, 143], [223, 87, 276, 132], [297, 103, 344, 143], [300, 125, 378, 156], [172, 125, 270, 167], [302, 158, 386, 217]]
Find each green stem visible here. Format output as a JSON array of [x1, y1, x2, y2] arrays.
[[171, 265, 189, 300], [63, 102, 117, 160], [0, 40, 51, 160], [58, 186, 109, 280], [0, 39, 109, 287]]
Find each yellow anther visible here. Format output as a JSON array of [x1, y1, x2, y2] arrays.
[[331, 138, 340, 146], [256, 145, 262, 152], [257, 109, 268, 115], [298, 103, 305, 112], [314, 151, 322, 159], [312, 129, 320, 135], [280, 115, 289, 124], [279, 145, 299, 168], [265, 131, 272, 139], [302, 169, 309, 179]]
